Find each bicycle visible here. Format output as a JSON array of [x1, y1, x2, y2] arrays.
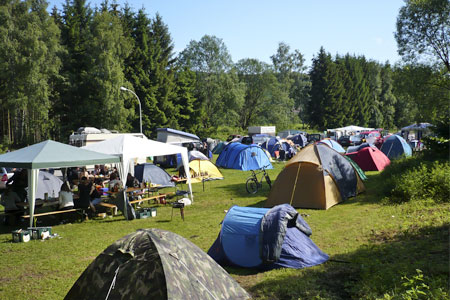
[[245, 166, 272, 194]]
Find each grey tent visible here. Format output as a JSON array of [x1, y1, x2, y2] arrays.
[[0, 140, 120, 227], [65, 228, 250, 300], [134, 163, 175, 188]]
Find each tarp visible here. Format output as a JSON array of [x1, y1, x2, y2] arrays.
[[318, 139, 346, 154], [0, 140, 120, 227], [65, 228, 250, 300], [134, 163, 175, 188], [208, 205, 328, 270], [401, 123, 433, 131], [380, 135, 412, 160], [83, 135, 194, 219], [216, 143, 273, 171]]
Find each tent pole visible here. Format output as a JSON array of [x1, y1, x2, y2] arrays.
[[27, 169, 38, 228], [289, 163, 301, 206]]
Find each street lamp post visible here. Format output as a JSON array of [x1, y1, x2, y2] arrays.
[[120, 86, 142, 134]]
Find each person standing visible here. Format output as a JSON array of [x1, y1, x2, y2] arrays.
[[74, 177, 96, 213]]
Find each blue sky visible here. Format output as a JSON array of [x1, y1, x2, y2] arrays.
[[49, 0, 405, 67]]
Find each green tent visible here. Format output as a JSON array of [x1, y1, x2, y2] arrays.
[[65, 228, 250, 299], [0, 140, 120, 227], [344, 156, 367, 180]]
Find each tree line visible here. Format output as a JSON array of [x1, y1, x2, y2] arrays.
[[0, 0, 448, 147]]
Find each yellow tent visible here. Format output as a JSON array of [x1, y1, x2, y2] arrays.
[[265, 144, 365, 210], [188, 159, 224, 183]]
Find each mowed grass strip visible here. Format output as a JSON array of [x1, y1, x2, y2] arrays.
[[0, 159, 448, 299]]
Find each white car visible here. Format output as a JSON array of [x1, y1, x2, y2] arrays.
[[0, 167, 15, 190]]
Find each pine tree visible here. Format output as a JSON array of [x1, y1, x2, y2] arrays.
[[59, 0, 92, 134], [84, 9, 133, 131]]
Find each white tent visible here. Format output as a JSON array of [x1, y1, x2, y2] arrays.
[[82, 135, 194, 218]]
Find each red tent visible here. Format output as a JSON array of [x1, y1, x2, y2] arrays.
[[346, 146, 390, 171]]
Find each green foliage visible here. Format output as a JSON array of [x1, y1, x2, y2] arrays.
[[380, 158, 450, 204], [380, 269, 449, 300], [309, 49, 383, 129], [392, 64, 449, 127], [0, 0, 62, 145], [395, 0, 450, 72], [178, 35, 245, 130]]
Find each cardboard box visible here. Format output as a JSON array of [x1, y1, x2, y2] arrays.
[[28, 227, 52, 240], [12, 230, 31, 243]]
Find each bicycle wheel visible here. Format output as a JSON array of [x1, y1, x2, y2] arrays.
[[246, 177, 259, 194], [265, 174, 272, 189]]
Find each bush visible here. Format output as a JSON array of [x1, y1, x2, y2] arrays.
[[381, 159, 450, 204]]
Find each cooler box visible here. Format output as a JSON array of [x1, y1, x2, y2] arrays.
[[12, 230, 31, 243], [136, 207, 157, 219]]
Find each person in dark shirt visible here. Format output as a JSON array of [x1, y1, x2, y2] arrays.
[[74, 176, 96, 212]]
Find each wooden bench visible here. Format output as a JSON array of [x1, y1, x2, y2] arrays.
[[129, 193, 169, 206], [22, 209, 84, 226], [97, 202, 118, 216]]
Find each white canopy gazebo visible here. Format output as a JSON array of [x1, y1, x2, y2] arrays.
[[82, 135, 194, 219]]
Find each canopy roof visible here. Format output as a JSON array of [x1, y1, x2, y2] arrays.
[[0, 140, 121, 228], [0, 140, 120, 169], [83, 135, 194, 207], [401, 123, 433, 131], [329, 125, 374, 132]]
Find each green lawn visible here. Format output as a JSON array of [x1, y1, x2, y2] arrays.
[[0, 160, 448, 299]]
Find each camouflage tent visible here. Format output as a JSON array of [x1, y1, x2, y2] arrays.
[[65, 228, 250, 300]]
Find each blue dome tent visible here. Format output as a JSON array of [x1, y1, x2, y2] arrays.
[[134, 163, 175, 188], [380, 135, 412, 160], [289, 134, 308, 147], [208, 204, 329, 269], [215, 143, 272, 171], [318, 139, 346, 154]]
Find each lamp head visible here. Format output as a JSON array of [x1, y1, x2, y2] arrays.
[[120, 86, 127, 91]]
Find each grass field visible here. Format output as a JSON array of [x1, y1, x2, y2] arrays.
[[0, 159, 448, 299]]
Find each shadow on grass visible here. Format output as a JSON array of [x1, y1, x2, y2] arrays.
[[219, 182, 272, 199], [245, 224, 449, 300]]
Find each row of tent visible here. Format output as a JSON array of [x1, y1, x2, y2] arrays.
[[66, 203, 329, 299]]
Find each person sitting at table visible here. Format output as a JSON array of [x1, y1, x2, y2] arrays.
[[1, 186, 22, 213], [1, 186, 24, 225], [7, 168, 28, 202], [58, 181, 74, 210], [90, 178, 103, 206], [74, 176, 96, 213], [108, 173, 122, 192], [126, 173, 139, 188]]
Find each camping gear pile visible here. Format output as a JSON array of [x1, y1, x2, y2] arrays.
[[208, 204, 329, 269]]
